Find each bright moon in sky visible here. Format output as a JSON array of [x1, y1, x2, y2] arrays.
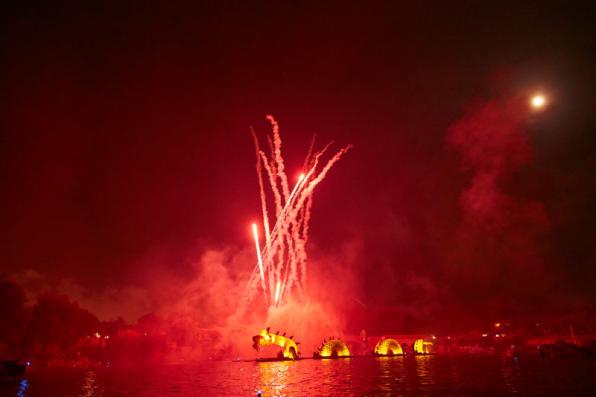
[[531, 94, 546, 109]]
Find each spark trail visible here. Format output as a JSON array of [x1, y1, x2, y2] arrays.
[[252, 222, 267, 305], [245, 115, 351, 307]]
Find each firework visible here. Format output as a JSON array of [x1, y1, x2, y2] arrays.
[[274, 281, 281, 305], [245, 116, 351, 307], [252, 223, 267, 304]]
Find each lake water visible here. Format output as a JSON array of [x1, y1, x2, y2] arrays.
[[4, 354, 596, 396]]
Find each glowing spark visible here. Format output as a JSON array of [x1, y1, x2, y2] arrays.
[[252, 223, 267, 302], [530, 94, 546, 109], [274, 281, 281, 305]]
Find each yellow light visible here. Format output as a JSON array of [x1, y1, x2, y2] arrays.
[[494, 322, 501, 328], [317, 338, 351, 358], [530, 94, 546, 109], [373, 337, 403, 356], [253, 329, 299, 360], [414, 339, 433, 354]]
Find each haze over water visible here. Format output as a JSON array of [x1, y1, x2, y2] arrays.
[[6, 355, 596, 396]]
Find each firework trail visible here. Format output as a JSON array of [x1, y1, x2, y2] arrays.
[[252, 223, 267, 304], [251, 127, 271, 244], [245, 116, 351, 307]]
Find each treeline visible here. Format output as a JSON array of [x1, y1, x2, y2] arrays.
[[0, 277, 214, 366], [1, 276, 104, 363]]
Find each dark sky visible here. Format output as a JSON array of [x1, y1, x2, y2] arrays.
[[1, 2, 594, 324]]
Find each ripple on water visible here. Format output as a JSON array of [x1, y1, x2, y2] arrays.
[[5, 355, 596, 396]]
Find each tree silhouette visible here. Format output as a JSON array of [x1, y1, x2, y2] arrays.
[[0, 276, 30, 357], [25, 293, 99, 361]]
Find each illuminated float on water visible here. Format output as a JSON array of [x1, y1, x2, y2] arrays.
[[252, 327, 300, 361], [313, 337, 351, 359], [373, 337, 404, 356], [413, 339, 434, 355]]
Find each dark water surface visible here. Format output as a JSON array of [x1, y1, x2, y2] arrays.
[[4, 355, 596, 396]]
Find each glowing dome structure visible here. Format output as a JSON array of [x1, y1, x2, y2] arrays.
[[252, 328, 299, 360], [413, 339, 433, 355], [313, 338, 351, 359], [373, 337, 404, 356]]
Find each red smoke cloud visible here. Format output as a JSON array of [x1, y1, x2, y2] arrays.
[[446, 97, 551, 315]]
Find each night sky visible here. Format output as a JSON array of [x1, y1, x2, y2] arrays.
[[1, 2, 594, 328]]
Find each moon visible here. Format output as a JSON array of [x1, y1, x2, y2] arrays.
[[530, 94, 546, 109]]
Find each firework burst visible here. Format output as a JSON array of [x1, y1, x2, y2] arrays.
[[244, 116, 351, 307]]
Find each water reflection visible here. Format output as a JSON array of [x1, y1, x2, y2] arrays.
[[17, 379, 29, 397], [318, 357, 355, 393], [500, 356, 522, 394], [8, 355, 595, 396], [256, 361, 293, 396], [374, 356, 406, 393], [79, 370, 103, 397], [445, 354, 462, 387], [414, 355, 433, 382], [403, 356, 420, 395]]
